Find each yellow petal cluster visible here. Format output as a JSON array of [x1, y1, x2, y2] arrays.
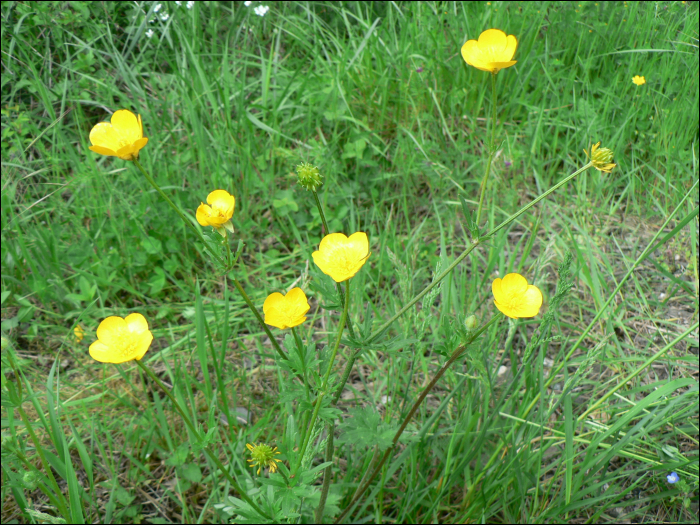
[[492, 273, 543, 319], [196, 190, 236, 236], [632, 75, 646, 86], [89, 313, 154, 363], [89, 110, 148, 161], [461, 29, 518, 74], [312, 232, 370, 283], [73, 325, 85, 342], [584, 142, 616, 173], [263, 287, 311, 329]]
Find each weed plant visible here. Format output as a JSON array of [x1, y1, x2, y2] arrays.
[[1, 1, 698, 523]]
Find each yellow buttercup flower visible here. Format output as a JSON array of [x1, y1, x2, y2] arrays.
[[632, 75, 646, 86], [492, 273, 543, 319], [263, 287, 310, 329], [196, 189, 236, 236], [584, 142, 616, 173], [312, 232, 370, 283], [89, 110, 148, 161], [461, 29, 518, 74], [246, 443, 282, 475], [89, 313, 154, 364]]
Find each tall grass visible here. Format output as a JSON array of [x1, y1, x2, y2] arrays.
[[1, 1, 698, 523]]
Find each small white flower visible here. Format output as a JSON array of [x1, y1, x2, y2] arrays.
[[254, 5, 269, 16], [160, 12, 169, 21], [154, 3, 162, 12], [175, 1, 181, 5], [146, 29, 154, 38], [187, 0, 194, 8], [244, 1, 252, 6]]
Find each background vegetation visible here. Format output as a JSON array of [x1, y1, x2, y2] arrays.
[[1, 1, 698, 523]]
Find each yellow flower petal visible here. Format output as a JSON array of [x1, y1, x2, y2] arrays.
[[500, 273, 528, 294], [518, 286, 544, 317], [95, 316, 129, 347], [263, 287, 310, 329], [492, 277, 506, 304], [88, 340, 113, 362], [312, 232, 371, 283], [89, 145, 118, 156], [196, 203, 211, 226], [110, 110, 142, 143], [125, 312, 150, 333]]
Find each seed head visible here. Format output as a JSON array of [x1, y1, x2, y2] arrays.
[[296, 162, 324, 192]]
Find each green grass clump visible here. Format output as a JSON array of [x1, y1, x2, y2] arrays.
[[1, 1, 698, 523]]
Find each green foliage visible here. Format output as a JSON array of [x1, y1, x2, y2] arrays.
[[1, 1, 698, 524], [337, 406, 395, 450]]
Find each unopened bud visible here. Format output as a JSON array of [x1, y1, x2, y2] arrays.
[[296, 162, 324, 192], [464, 315, 478, 331], [22, 471, 38, 490]]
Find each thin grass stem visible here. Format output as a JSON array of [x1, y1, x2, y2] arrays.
[[135, 360, 271, 520]]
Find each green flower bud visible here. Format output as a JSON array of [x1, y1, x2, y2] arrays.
[[296, 162, 324, 191], [464, 315, 478, 331], [22, 470, 38, 490]]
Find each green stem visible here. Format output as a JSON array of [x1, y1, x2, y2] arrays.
[[475, 72, 498, 228], [291, 326, 312, 402], [295, 280, 350, 473], [313, 190, 330, 235], [335, 315, 503, 524], [230, 278, 287, 362], [133, 160, 286, 362], [135, 360, 271, 520], [314, 422, 336, 524], [312, 189, 357, 340], [133, 159, 226, 267], [330, 162, 593, 414]]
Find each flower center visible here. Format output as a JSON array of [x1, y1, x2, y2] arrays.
[[504, 291, 525, 314], [113, 326, 139, 358]]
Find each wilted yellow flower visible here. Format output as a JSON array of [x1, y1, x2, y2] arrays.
[[312, 232, 370, 283], [196, 190, 236, 236], [246, 443, 282, 475], [584, 142, 616, 173], [492, 273, 543, 319], [89, 110, 148, 161], [89, 313, 154, 364], [263, 287, 310, 329], [74, 325, 85, 342], [632, 75, 646, 86], [461, 29, 518, 74]]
